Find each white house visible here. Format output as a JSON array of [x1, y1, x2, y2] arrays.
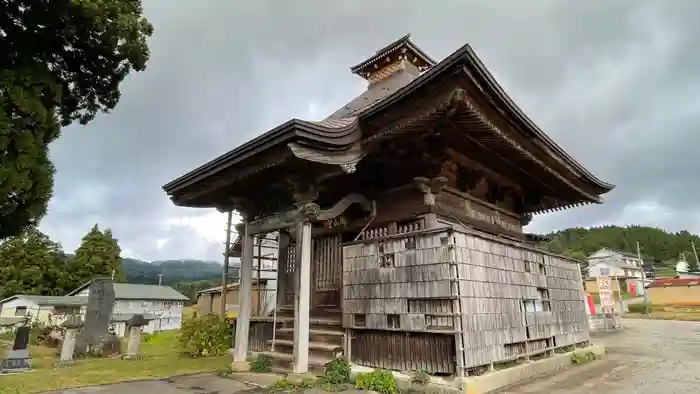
[[587, 248, 643, 278], [67, 281, 189, 336], [0, 282, 190, 338], [0, 295, 86, 326]]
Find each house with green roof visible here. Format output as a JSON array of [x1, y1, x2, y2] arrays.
[[67, 281, 189, 336], [0, 281, 189, 337]]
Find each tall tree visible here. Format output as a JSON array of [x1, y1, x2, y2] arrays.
[[70, 224, 124, 283], [0, 0, 153, 239], [0, 228, 69, 299]]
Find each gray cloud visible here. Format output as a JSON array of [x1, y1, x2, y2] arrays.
[[41, 0, 700, 261]]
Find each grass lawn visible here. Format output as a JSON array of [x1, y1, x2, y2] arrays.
[[626, 304, 700, 321], [0, 330, 230, 394]]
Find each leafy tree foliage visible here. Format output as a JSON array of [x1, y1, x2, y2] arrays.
[[70, 224, 124, 283], [0, 228, 70, 299], [0, 0, 153, 239], [541, 225, 700, 271]]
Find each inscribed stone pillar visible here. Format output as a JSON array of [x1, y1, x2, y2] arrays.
[[293, 220, 312, 373], [232, 220, 254, 364]]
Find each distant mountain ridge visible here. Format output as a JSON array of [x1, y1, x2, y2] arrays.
[[122, 258, 223, 285]]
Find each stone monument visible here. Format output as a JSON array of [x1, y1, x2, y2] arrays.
[[122, 314, 149, 360], [74, 278, 120, 357], [0, 325, 31, 373]]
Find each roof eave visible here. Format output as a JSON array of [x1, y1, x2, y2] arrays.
[[162, 119, 362, 196], [359, 43, 614, 195]]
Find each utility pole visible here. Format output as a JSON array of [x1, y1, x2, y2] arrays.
[[691, 241, 700, 273], [637, 241, 650, 312], [220, 210, 234, 317]]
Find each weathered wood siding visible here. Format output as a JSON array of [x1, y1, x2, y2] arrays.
[[452, 230, 588, 370], [342, 227, 588, 373]]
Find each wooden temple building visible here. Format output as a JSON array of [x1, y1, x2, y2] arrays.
[[163, 35, 614, 377]]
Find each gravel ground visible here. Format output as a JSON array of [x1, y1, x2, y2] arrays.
[[498, 318, 700, 393]]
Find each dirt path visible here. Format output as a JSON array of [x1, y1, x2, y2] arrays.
[[498, 318, 700, 393]]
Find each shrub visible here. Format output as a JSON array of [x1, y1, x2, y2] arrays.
[[354, 368, 398, 394], [411, 369, 430, 385], [249, 354, 272, 373], [177, 313, 232, 357], [34, 325, 64, 348], [628, 303, 652, 314], [324, 357, 350, 384], [572, 352, 598, 365]]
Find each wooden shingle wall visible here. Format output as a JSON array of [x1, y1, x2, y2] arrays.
[[452, 231, 589, 370], [342, 227, 589, 373]]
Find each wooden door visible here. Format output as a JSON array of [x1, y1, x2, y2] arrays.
[[311, 234, 343, 309]]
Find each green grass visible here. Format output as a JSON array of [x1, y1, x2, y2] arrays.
[[626, 304, 700, 321], [0, 330, 229, 394]]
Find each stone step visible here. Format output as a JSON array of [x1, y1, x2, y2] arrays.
[[275, 328, 344, 345], [256, 351, 329, 375], [268, 339, 343, 360]]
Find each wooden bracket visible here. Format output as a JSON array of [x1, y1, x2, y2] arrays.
[[414, 176, 448, 206]]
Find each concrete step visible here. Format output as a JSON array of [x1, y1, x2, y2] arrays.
[[276, 328, 344, 345], [268, 339, 343, 360], [256, 351, 329, 375]]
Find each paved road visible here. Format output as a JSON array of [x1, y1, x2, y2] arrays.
[[499, 318, 700, 393], [45, 374, 266, 394]]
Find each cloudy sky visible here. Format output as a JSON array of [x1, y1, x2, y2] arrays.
[[41, 0, 700, 262]]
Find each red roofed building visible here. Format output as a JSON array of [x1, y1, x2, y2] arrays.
[[648, 278, 700, 305]]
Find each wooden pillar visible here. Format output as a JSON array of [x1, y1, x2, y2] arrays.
[[233, 220, 254, 363], [293, 220, 312, 373]]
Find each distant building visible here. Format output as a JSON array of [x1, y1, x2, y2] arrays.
[[195, 279, 270, 317], [586, 248, 643, 278], [676, 259, 700, 279], [67, 281, 189, 336], [647, 278, 700, 304], [0, 295, 86, 326], [0, 282, 189, 337]]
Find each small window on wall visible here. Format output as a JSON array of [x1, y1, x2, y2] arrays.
[[600, 267, 610, 276], [354, 314, 366, 327], [387, 314, 400, 329], [14, 307, 27, 316]]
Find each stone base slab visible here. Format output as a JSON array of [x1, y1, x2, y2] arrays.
[[229, 361, 251, 372], [349, 345, 606, 394]]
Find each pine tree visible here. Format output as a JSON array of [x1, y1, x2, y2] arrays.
[[0, 229, 69, 299], [70, 224, 124, 283]]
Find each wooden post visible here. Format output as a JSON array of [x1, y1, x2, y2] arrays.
[[232, 219, 254, 364], [293, 220, 312, 373], [220, 210, 234, 317], [256, 234, 263, 316]]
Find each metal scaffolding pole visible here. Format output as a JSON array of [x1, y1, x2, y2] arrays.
[[220, 210, 234, 317]]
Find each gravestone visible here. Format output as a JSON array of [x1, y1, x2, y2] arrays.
[[75, 278, 117, 357], [1, 325, 31, 373]]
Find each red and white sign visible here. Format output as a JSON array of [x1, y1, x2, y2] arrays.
[[597, 276, 612, 291], [597, 276, 615, 309]]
